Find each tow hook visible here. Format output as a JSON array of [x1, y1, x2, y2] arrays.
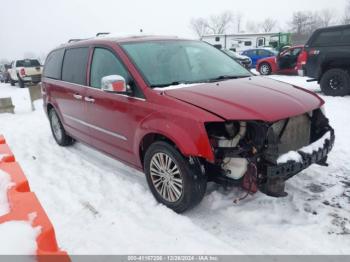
[[260, 177, 288, 197]]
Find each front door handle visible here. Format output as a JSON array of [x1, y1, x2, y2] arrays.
[[85, 96, 95, 103], [73, 93, 83, 100]]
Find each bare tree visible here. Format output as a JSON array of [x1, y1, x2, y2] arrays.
[[290, 11, 312, 34], [260, 18, 277, 32], [290, 11, 323, 35], [319, 9, 335, 27], [190, 11, 233, 36], [308, 12, 323, 32], [207, 11, 234, 34], [190, 18, 209, 37]]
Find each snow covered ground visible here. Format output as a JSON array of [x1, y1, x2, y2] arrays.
[[0, 76, 349, 255]]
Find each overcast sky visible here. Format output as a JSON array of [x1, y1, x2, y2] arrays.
[[0, 0, 346, 61]]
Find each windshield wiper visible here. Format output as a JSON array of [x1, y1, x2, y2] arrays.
[[206, 75, 250, 83], [150, 81, 191, 88]]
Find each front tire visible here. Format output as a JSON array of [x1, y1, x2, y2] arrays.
[[259, 63, 272, 75], [49, 108, 74, 146], [144, 141, 207, 213], [320, 68, 350, 96]]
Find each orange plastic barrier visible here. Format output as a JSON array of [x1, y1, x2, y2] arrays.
[[0, 135, 70, 262]]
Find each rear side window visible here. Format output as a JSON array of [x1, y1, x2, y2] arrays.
[[43, 49, 65, 79], [313, 30, 342, 46], [257, 49, 269, 56], [245, 50, 257, 56], [62, 48, 89, 85]]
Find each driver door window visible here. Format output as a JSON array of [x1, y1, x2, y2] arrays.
[[90, 48, 129, 89]]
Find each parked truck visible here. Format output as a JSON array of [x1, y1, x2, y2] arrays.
[[303, 25, 350, 96], [9, 59, 43, 88]]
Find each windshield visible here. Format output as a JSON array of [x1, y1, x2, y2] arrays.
[[16, 59, 41, 67], [122, 40, 251, 88]]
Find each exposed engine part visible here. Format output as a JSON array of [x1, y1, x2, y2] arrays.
[[216, 122, 248, 180], [205, 108, 334, 200], [234, 163, 258, 204], [222, 158, 248, 180], [241, 163, 258, 193]]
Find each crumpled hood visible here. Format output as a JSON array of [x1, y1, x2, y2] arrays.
[[164, 76, 324, 122]]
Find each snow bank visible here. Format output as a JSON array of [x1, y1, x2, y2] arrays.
[[0, 219, 40, 255], [277, 131, 331, 164]]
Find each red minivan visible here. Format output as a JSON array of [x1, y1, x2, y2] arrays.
[[42, 36, 334, 212]]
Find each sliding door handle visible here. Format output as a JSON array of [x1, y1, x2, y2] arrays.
[[85, 96, 95, 103], [73, 93, 83, 100]]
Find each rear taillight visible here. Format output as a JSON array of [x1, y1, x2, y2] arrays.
[[299, 50, 308, 64], [20, 68, 25, 76], [308, 49, 320, 56]]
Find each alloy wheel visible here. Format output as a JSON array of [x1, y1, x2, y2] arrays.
[[51, 111, 63, 142], [260, 64, 270, 75], [150, 152, 183, 202], [329, 75, 344, 90]]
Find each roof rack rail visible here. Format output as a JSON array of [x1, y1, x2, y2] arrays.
[[68, 39, 84, 43], [96, 32, 110, 37]]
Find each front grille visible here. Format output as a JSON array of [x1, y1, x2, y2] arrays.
[[264, 114, 311, 163]]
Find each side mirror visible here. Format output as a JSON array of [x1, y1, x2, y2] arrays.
[[101, 75, 131, 94]]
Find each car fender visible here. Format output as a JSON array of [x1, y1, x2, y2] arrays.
[[133, 111, 215, 166], [320, 51, 350, 76]]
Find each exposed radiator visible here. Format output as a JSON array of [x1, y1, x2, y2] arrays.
[[264, 114, 311, 163]]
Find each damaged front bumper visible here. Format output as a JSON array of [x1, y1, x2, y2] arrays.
[[260, 128, 335, 197]]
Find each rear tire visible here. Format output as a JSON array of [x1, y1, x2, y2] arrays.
[[320, 68, 350, 96], [144, 141, 207, 213], [259, 63, 272, 75], [49, 108, 74, 146], [18, 76, 25, 88]]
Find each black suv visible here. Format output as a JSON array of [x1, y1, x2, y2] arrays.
[[304, 25, 350, 96]]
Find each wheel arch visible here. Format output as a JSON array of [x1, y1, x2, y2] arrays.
[[321, 58, 350, 78], [135, 118, 215, 168], [138, 133, 177, 167]]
